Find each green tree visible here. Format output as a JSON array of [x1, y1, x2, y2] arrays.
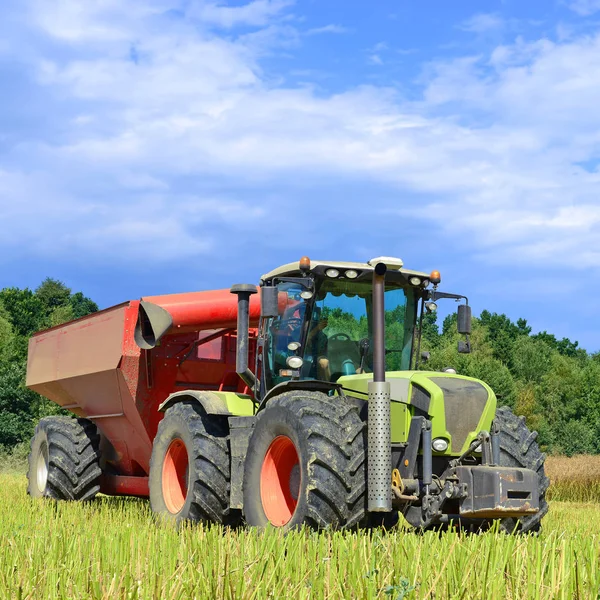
[[0, 288, 45, 338], [35, 278, 71, 314]]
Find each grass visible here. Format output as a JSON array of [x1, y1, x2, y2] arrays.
[[546, 454, 600, 502], [2, 474, 600, 599]]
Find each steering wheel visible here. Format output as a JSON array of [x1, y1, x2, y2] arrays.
[[329, 333, 352, 341], [275, 318, 303, 331]]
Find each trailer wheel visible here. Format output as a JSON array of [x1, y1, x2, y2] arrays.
[[149, 401, 239, 526], [27, 416, 102, 501], [493, 406, 550, 533], [243, 391, 365, 530]]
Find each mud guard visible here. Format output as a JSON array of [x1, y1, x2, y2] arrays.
[[158, 390, 231, 415]]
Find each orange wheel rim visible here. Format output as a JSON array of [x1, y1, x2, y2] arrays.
[[260, 436, 300, 526], [162, 438, 189, 514]]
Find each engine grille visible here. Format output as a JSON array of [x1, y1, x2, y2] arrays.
[[429, 378, 489, 453]]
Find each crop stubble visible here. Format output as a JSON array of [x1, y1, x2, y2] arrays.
[[2, 463, 600, 600]]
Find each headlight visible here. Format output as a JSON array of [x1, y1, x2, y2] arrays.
[[287, 342, 301, 351], [345, 269, 358, 279], [286, 356, 304, 369], [326, 268, 339, 278], [300, 290, 313, 299], [425, 302, 437, 313], [432, 438, 449, 452]]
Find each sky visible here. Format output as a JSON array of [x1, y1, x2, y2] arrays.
[[1, 0, 600, 351]]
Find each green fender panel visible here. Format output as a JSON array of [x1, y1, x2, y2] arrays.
[[158, 390, 255, 416]]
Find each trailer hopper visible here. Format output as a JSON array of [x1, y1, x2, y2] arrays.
[[26, 289, 261, 496]]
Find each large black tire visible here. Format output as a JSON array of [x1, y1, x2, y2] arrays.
[[27, 416, 102, 501], [149, 401, 239, 526], [243, 391, 366, 530], [494, 406, 549, 533]]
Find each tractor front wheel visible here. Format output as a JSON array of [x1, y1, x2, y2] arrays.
[[27, 416, 102, 501], [494, 405, 549, 533], [243, 391, 364, 530], [149, 401, 239, 526]]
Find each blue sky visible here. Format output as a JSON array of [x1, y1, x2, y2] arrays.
[[2, 0, 600, 351]]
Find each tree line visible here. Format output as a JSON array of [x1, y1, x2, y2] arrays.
[[0, 279, 98, 449], [0, 279, 599, 455], [420, 310, 600, 455]]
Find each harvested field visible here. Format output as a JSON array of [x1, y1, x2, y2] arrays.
[[545, 454, 600, 502], [1, 465, 600, 600]]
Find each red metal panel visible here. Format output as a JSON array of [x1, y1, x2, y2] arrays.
[[27, 304, 127, 389], [100, 475, 149, 497]]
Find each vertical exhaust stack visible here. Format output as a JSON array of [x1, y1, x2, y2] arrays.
[[230, 284, 258, 391], [368, 262, 392, 512]]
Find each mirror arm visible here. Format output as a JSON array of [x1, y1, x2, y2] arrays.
[[428, 290, 469, 304]]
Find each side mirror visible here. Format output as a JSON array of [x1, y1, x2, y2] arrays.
[[457, 304, 472, 335], [261, 286, 279, 318], [458, 341, 471, 354]]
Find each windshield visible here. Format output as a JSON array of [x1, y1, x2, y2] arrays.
[[262, 278, 416, 388]]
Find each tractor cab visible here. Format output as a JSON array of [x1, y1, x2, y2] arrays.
[[257, 257, 426, 395]]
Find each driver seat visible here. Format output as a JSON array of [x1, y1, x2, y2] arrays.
[[327, 336, 361, 378]]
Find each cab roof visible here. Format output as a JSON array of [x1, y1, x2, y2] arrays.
[[261, 259, 431, 282]]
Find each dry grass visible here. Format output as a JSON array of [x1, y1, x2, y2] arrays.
[[2, 474, 600, 600], [545, 454, 600, 502]]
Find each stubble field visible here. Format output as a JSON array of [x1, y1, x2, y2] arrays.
[[0, 455, 599, 599]]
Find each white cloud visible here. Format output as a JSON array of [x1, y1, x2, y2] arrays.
[[3, 0, 600, 276], [460, 13, 504, 33], [305, 24, 349, 36], [568, 0, 600, 16], [187, 0, 294, 29]]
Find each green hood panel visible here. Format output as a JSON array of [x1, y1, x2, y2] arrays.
[[337, 371, 497, 454]]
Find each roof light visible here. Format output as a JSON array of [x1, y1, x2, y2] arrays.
[[430, 270, 441, 285], [299, 256, 311, 272], [326, 268, 339, 278], [368, 256, 404, 270], [345, 269, 358, 279], [409, 276, 421, 286]]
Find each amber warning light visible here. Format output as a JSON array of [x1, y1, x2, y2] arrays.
[[299, 256, 311, 272], [430, 270, 441, 285]]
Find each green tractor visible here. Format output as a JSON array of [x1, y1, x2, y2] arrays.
[[228, 256, 548, 531], [26, 255, 547, 532]]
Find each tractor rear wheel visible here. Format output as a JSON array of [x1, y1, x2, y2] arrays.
[[27, 416, 102, 501], [242, 391, 365, 530], [149, 401, 239, 526], [494, 406, 549, 533]]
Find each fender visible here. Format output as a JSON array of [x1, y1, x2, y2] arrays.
[[260, 379, 343, 409], [158, 390, 230, 415]]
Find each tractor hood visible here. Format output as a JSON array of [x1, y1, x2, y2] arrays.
[[337, 371, 497, 455]]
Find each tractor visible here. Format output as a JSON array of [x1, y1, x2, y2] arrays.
[[26, 256, 548, 531]]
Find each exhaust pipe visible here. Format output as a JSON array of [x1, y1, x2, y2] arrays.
[[230, 284, 258, 391], [368, 262, 392, 512]]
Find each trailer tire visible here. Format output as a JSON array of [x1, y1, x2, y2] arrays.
[[27, 416, 102, 501], [149, 401, 239, 526], [243, 391, 365, 530], [494, 406, 549, 533]]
